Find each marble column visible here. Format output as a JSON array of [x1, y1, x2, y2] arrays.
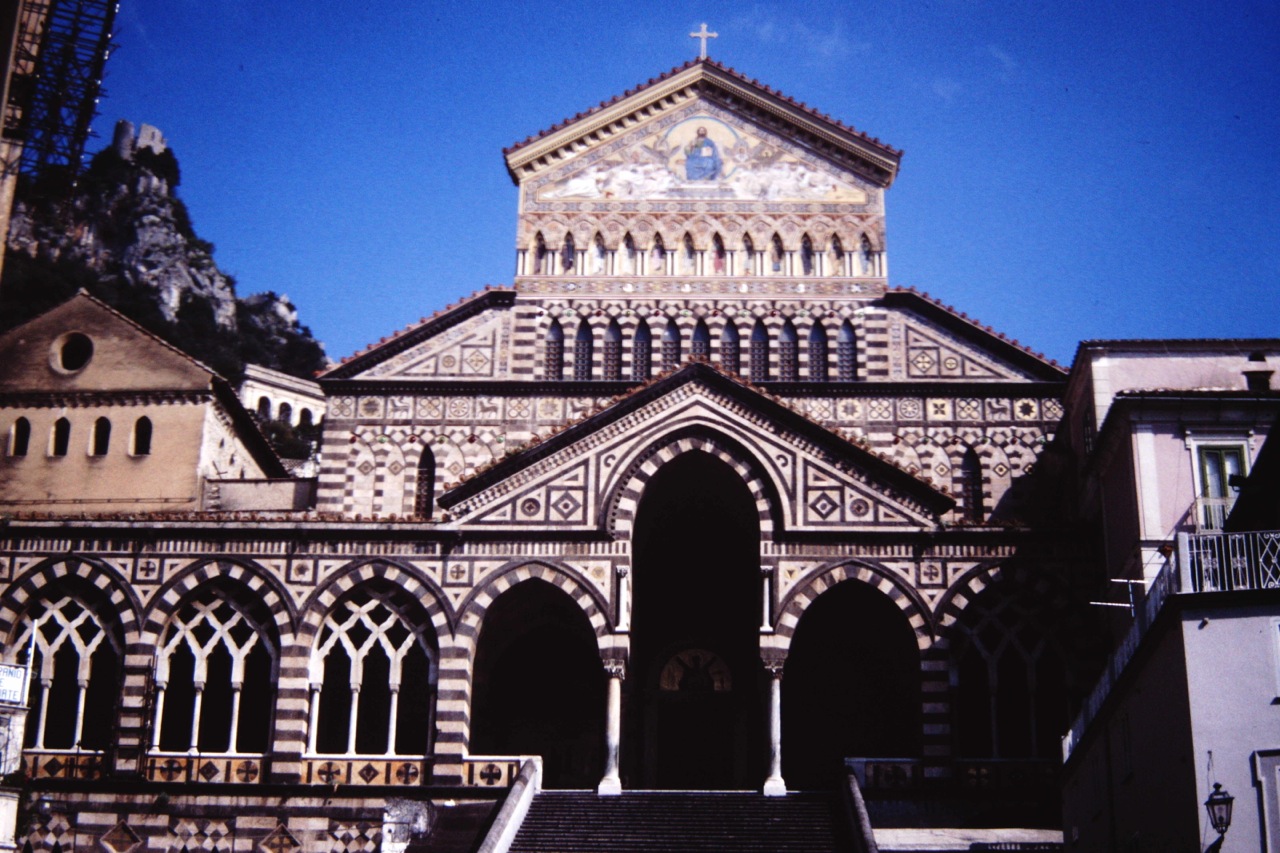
[[762, 662, 786, 796], [597, 662, 625, 795]]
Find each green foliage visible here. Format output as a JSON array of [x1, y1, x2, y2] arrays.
[[257, 417, 320, 460]]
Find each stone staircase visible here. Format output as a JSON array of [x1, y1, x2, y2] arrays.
[[506, 790, 856, 852]]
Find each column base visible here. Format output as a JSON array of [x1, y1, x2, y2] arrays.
[[762, 776, 787, 797], [597, 776, 622, 796]]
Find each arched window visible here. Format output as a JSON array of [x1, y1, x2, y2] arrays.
[[50, 418, 70, 457], [592, 233, 607, 274], [800, 234, 815, 276], [278, 402, 293, 425], [91, 417, 111, 456], [770, 234, 785, 274], [662, 319, 681, 372], [533, 232, 548, 275], [561, 233, 576, 273], [743, 235, 756, 275], [960, 448, 985, 523], [545, 320, 565, 381], [681, 233, 696, 274], [9, 592, 121, 751], [133, 416, 153, 456], [691, 319, 711, 361], [837, 321, 858, 382], [721, 321, 741, 375], [155, 583, 278, 754], [779, 319, 799, 381], [10, 417, 30, 457], [711, 234, 727, 275], [750, 319, 770, 383], [651, 235, 667, 275], [603, 320, 623, 381], [414, 448, 435, 520], [299, 409, 314, 428], [860, 234, 875, 276], [574, 319, 594, 381], [829, 236, 844, 276], [809, 321, 829, 382], [621, 233, 638, 275], [311, 582, 437, 757], [257, 397, 271, 419], [632, 322, 652, 381]]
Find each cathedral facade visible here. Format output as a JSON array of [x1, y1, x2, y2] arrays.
[[0, 60, 1087, 850]]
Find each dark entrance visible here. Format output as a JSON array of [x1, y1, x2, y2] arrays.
[[470, 578, 605, 788], [624, 449, 765, 789], [781, 579, 922, 788]]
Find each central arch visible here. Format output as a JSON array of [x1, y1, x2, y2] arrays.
[[623, 450, 765, 789]]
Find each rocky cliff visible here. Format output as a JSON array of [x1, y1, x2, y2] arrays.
[[1, 121, 327, 383]]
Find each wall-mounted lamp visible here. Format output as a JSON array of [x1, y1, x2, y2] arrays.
[[1205, 782, 1234, 836]]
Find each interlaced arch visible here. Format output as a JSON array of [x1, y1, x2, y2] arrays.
[[776, 562, 935, 653]]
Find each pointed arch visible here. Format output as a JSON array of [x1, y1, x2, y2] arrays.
[[621, 232, 638, 275], [650, 234, 667, 275], [828, 235, 845, 276], [691, 318, 711, 361], [603, 318, 623, 380], [809, 320, 830, 382], [750, 318, 770, 382], [770, 233, 785, 274], [591, 231, 607, 274], [661, 318, 681, 372], [837, 320, 858, 381], [778, 319, 799, 381], [800, 234, 815, 276], [632, 320, 652, 381], [742, 233, 756, 275], [711, 233, 727, 275], [720, 320, 741, 375], [573, 318, 594, 381], [959, 447, 985, 523], [561, 232, 576, 273], [9, 416, 30, 457], [544, 319, 565, 381], [414, 446, 436, 520], [90, 417, 110, 456], [680, 232, 696, 274], [50, 417, 70, 457]]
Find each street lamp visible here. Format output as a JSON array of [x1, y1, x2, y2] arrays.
[[1205, 782, 1234, 835]]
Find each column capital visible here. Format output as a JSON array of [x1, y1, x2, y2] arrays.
[[615, 565, 630, 578], [604, 661, 626, 680], [763, 660, 785, 678]]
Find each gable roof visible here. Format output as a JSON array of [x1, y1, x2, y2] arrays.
[[320, 287, 516, 380], [883, 287, 1067, 381], [503, 58, 902, 189], [440, 360, 955, 522]]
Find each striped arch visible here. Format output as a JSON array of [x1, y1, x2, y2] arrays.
[[142, 558, 296, 645], [605, 427, 780, 540], [0, 556, 140, 643], [300, 558, 452, 641], [456, 560, 611, 652], [776, 561, 935, 653], [934, 560, 1072, 645]]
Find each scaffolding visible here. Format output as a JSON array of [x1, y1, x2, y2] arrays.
[[2, 0, 118, 180]]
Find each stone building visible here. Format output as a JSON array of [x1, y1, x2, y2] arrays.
[[0, 60, 1094, 850]]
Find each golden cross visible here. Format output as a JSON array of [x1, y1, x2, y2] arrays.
[[690, 23, 718, 60]]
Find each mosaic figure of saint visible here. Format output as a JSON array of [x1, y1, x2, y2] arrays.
[[684, 126, 721, 181]]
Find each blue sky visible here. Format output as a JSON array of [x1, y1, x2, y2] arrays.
[[90, 1, 1278, 367]]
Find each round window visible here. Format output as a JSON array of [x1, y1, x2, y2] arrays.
[[52, 333, 94, 373]]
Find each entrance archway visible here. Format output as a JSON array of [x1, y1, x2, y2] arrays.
[[624, 450, 765, 789], [782, 579, 922, 788], [470, 578, 605, 788]]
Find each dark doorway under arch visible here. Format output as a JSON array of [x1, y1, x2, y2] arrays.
[[470, 578, 605, 788], [625, 449, 765, 789], [782, 579, 923, 788]]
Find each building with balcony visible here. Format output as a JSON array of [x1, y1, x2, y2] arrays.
[[1058, 341, 1280, 851]]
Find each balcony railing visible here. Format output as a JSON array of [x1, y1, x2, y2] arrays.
[[1063, 530, 1280, 762]]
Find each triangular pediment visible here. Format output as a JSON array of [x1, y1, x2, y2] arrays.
[[440, 363, 953, 533], [505, 60, 901, 190]]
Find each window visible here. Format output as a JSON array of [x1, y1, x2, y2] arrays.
[[561, 233, 576, 272], [651, 235, 666, 275], [691, 319, 711, 361], [778, 320, 799, 381], [532, 232, 548, 274], [828, 236, 844, 276], [91, 417, 111, 456], [837, 321, 858, 381], [310, 583, 437, 757], [132, 416, 153, 456], [545, 320, 564, 381], [299, 408, 314, 428], [1197, 444, 1246, 530], [414, 448, 435, 520], [661, 320, 681, 372], [9, 417, 30, 457], [800, 234, 815, 276], [574, 319, 593, 381], [750, 319, 770, 382], [632, 322, 652, 381], [809, 322, 829, 382], [711, 234, 727, 274], [50, 418, 70, 457], [603, 320, 622, 380], [681, 233, 696, 274], [721, 322, 740, 375], [54, 333, 93, 372], [154, 584, 277, 754], [743, 234, 755, 275], [960, 448, 985, 523], [278, 402, 292, 424], [621, 233, 638, 275], [257, 397, 271, 419], [10, 593, 121, 751], [770, 234, 784, 274]]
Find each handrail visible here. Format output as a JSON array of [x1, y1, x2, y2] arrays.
[[475, 757, 542, 853]]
